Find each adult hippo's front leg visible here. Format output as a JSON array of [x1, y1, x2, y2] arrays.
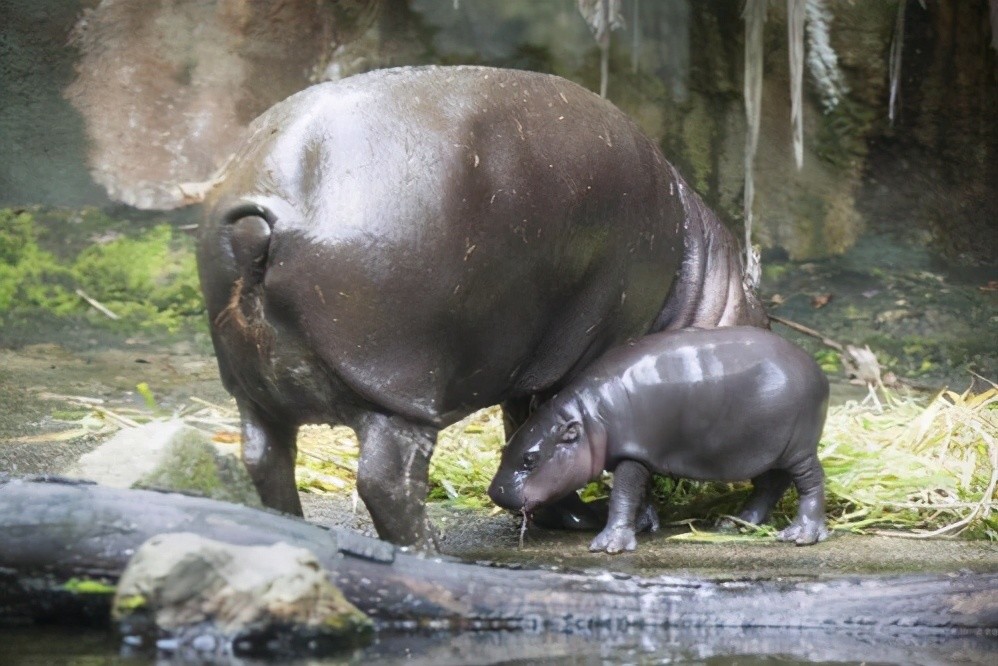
[[354, 412, 439, 550]]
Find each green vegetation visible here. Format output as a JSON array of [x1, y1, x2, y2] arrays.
[[814, 348, 842, 373], [294, 386, 997, 541], [0, 207, 204, 333], [62, 578, 116, 595], [295, 409, 504, 510], [114, 594, 148, 612]]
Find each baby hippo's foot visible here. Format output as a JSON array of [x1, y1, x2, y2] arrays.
[[589, 525, 637, 553], [777, 518, 828, 546]]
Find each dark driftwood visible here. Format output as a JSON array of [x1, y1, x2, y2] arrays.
[[1, 476, 996, 637]]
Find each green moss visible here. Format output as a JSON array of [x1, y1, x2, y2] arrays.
[[62, 578, 116, 594], [812, 96, 876, 169], [0, 209, 77, 313], [815, 349, 842, 373], [71, 223, 203, 332], [762, 263, 790, 283], [135, 429, 263, 507], [0, 207, 205, 333], [115, 594, 148, 611]]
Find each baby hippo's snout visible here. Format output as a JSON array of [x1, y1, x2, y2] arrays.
[[488, 474, 525, 513]]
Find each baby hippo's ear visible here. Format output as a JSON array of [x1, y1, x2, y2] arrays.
[[557, 421, 583, 446]]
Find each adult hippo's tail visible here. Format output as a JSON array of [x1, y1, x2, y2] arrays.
[[196, 200, 280, 393], [650, 167, 769, 332]]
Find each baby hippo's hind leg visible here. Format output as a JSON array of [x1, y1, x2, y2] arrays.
[[777, 454, 828, 546]]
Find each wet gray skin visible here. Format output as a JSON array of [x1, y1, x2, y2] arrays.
[[196, 65, 767, 549], [489, 326, 830, 553]]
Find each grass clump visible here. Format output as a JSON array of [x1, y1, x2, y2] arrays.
[[427, 408, 504, 508]]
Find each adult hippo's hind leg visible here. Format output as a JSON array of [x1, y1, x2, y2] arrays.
[[354, 411, 439, 550], [502, 397, 607, 531], [777, 454, 828, 546], [238, 399, 302, 516]]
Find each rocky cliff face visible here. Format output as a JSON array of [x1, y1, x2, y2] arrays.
[[63, 0, 377, 210], [2, 0, 993, 261]]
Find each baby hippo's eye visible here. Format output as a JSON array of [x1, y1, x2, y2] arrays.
[[523, 450, 540, 470], [561, 422, 581, 444]]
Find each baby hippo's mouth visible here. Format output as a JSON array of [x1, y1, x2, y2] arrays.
[[487, 477, 526, 512]]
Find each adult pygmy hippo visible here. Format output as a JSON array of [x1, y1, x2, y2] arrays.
[[489, 326, 829, 552], [197, 65, 767, 549]]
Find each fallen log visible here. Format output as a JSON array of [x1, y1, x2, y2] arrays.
[[1, 476, 996, 638]]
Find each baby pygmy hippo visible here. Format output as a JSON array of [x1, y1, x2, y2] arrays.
[[488, 326, 830, 553]]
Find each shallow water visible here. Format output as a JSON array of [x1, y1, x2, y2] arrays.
[[3, 625, 996, 666]]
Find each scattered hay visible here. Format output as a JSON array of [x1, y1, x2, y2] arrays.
[[820, 386, 996, 539], [45, 382, 995, 541], [294, 408, 504, 509], [427, 407, 504, 509]]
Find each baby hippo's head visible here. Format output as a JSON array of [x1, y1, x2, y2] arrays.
[[488, 394, 605, 515]]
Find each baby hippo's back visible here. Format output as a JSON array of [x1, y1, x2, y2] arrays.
[[591, 326, 829, 481]]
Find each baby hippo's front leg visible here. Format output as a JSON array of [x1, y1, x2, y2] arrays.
[[590, 460, 658, 553]]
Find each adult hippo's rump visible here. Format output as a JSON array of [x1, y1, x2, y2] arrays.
[[197, 66, 766, 548]]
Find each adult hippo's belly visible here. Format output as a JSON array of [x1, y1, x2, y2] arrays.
[[197, 66, 767, 549]]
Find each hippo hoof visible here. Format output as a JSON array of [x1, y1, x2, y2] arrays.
[[777, 520, 828, 546], [589, 526, 637, 554]]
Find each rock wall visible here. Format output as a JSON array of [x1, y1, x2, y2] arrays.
[[0, 0, 107, 206], [1, 0, 993, 261]]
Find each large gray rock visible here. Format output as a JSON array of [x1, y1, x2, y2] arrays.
[[112, 532, 372, 657], [68, 420, 262, 507]]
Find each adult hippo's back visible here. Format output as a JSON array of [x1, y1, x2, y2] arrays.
[[197, 66, 766, 548]]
